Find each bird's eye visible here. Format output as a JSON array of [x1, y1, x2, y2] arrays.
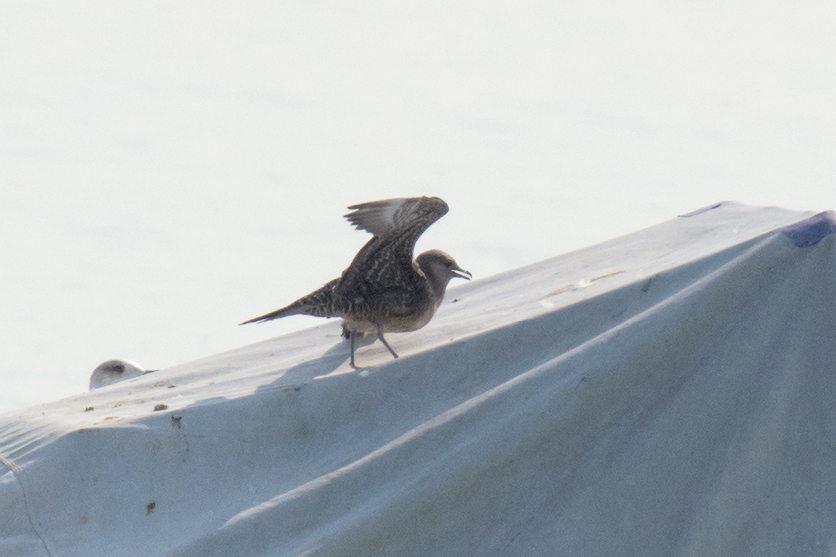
[[114, 364, 124, 373]]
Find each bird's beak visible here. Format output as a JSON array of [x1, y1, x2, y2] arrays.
[[452, 267, 472, 280]]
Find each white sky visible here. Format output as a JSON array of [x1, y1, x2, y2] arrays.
[[1, 1, 835, 413]]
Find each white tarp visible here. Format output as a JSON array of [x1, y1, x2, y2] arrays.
[[2, 201, 835, 556]]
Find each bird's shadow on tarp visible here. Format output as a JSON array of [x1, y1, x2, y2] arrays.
[[180, 332, 384, 410], [252, 334, 381, 396]]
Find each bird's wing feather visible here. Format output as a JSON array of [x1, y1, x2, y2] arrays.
[[344, 197, 410, 237]]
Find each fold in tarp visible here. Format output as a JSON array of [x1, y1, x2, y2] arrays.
[[2, 202, 834, 556]]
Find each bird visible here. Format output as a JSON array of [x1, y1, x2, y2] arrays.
[[89, 359, 156, 390], [241, 196, 471, 368]]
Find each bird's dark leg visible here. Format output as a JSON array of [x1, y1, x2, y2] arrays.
[[349, 331, 358, 369], [375, 324, 399, 359]]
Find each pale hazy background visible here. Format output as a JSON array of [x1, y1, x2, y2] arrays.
[[2, 1, 835, 413]]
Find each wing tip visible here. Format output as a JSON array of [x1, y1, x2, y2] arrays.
[[343, 196, 448, 236]]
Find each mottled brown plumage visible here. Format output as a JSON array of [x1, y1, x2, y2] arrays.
[[241, 197, 470, 367]]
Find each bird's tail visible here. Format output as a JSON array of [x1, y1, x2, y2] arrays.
[[240, 278, 340, 325], [239, 304, 302, 325]]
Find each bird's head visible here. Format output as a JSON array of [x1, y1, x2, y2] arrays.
[[415, 249, 472, 293]]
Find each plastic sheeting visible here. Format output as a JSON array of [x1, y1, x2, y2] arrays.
[[2, 202, 835, 557]]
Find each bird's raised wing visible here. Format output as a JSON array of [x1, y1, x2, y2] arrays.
[[336, 196, 449, 302], [344, 197, 448, 239]]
